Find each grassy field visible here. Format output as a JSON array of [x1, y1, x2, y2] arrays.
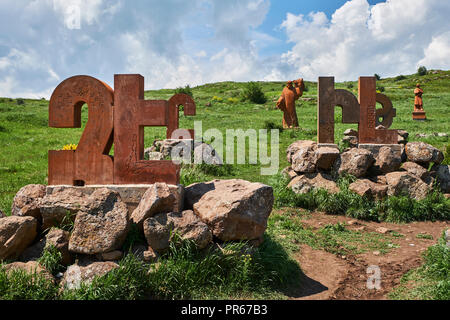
[[1, 70, 449, 215], [0, 70, 449, 300]]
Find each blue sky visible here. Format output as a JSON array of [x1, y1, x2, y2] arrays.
[[0, 0, 449, 98]]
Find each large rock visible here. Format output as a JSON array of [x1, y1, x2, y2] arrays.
[[334, 148, 375, 178], [11, 184, 46, 219], [286, 140, 316, 164], [153, 139, 194, 159], [40, 188, 88, 231], [288, 173, 340, 194], [194, 143, 223, 165], [45, 184, 184, 217], [3, 261, 53, 281], [405, 142, 444, 165], [184, 181, 216, 210], [291, 142, 318, 173], [191, 179, 273, 241], [349, 179, 388, 200], [373, 146, 402, 174], [131, 183, 176, 227], [69, 189, 129, 255], [19, 228, 72, 266], [433, 165, 450, 193], [61, 262, 119, 290], [143, 210, 212, 252], [316, 147, 340, 171], [385, 172, 431, 200], [401, 162, 430, 180], [0, 216, 37, 260]]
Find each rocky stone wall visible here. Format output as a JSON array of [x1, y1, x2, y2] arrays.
[[284, 138, 449, 200], [0, 179, 273, 288]]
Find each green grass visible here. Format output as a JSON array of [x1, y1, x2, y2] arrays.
[[0, 235, 302, 300], [0, 264, 58, 300], [267, 211, 399, 256], [389, 232, 449, 300], [37, 244, 63, 275], [271, 173, 450, 223]]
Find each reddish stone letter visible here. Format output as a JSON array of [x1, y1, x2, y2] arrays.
[[48, 75, 114, 185], [113, 74, 180, 184]]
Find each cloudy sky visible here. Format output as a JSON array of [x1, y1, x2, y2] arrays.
[[0, 0, 449, 98]]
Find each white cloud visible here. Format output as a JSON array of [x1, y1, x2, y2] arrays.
[[0, 0, 272, 98], [277, 0, 450, 81], [2, 0, 449, 99]]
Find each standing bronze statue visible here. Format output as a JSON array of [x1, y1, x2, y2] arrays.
[[412, 83, 426, 120], [276, 78, 305, 128]]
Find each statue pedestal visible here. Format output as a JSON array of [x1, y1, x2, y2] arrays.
[[46, 184, 184, 214], [413, 111, 426, 121], [358, 144, 402, 158]]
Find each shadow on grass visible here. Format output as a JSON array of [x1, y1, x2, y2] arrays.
[[257, 234, 318, 298]]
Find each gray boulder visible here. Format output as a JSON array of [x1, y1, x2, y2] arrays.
[[143, 210, 212, 253], [385, 172, 431, 200], [288, 173, 340, 195], [69, 189, 129, 255], [405, 142, 444, 165], [334, 148, 375, 178], [11, 184, 46, 219], [191, 179, 273, 241], [0, 216, 37, 260]]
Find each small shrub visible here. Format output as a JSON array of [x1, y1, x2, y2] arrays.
[[263, 120, 283, 132], [38, 244, 63, 275], [347, 83, 354, 89], [174, 85, 193, 98], [242, 82, 267, 104], [377, 86, 385, 92], [227, 97, 239, 104], [417, 66, 428, 76], [395, 75, 407, 81], [16, 99, 25, 105]]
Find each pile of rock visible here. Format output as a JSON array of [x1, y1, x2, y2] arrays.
[[283, 140, 449, 200], [144, 139, 222, 165], [1, 179, 273, 288], [342, 128, 409, 147]]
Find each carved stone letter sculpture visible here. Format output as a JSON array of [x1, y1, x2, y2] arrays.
[[358, 77, 398, 144], [49, 75, 114, 185], [48, 74, 196, 186], [317, 77, 360, 144]]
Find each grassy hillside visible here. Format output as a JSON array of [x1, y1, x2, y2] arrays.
[[0, 70, 449, 215]]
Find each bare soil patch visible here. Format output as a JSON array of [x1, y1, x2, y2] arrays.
[[290, 211, 448, 300]]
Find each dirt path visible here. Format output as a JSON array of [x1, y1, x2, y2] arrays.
[[290, 212, 449, 300]]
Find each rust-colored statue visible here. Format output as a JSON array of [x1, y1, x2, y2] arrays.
[[413, 84, 426, 120], [276, 78, 304, 128], [48, 74, 196, 186]]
